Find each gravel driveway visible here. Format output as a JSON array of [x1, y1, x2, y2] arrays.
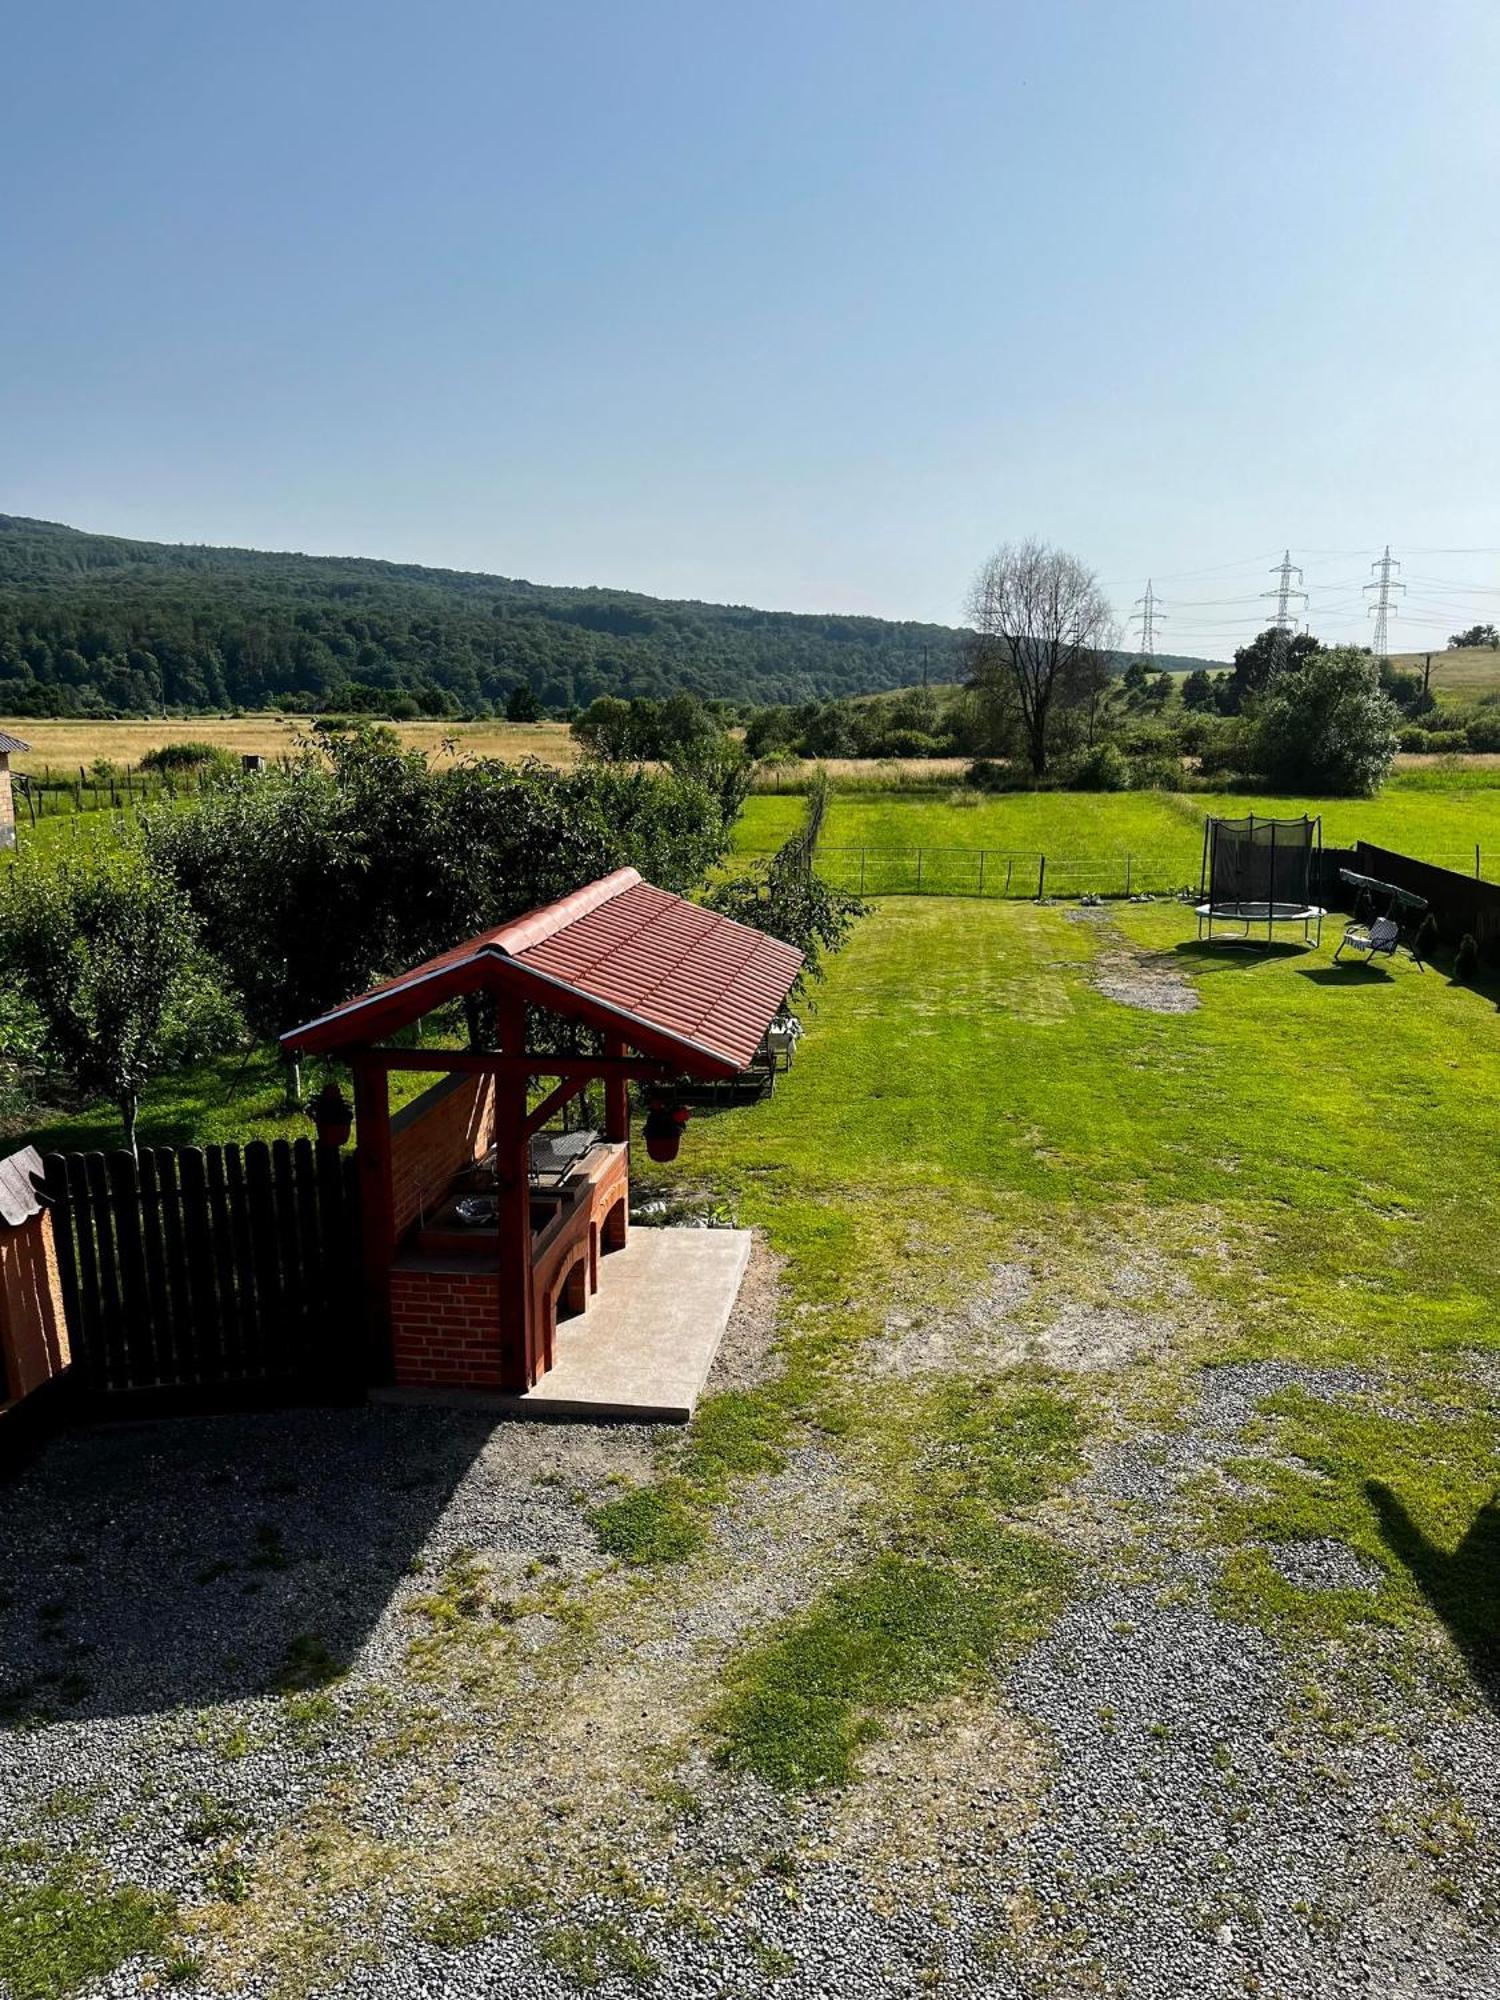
[[3, 1275, 1499, 1997]]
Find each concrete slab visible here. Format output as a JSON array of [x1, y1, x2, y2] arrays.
[[376, 1226, 751, 1424]]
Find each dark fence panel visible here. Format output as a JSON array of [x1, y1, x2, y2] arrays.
[[43, 1140, 363, 1407], [1319, 841, 1500, 959]]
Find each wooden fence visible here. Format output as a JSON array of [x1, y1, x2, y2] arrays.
[[42, 1139, 363, 1406]]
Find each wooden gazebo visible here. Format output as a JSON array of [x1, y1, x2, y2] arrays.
[[281, 869, 800, 1396]]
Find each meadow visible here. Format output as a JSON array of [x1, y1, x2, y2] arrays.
[[0, 714, 578, 776], [736, 765, 1500, 889]]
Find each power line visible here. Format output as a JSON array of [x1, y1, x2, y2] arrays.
[[1364, 544, 1405, 658], [1131, 579, 1165, 658]]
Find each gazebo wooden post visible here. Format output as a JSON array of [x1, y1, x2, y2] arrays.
[[603, 1034, 630, 1144], [493, 994, 535, 1389], [350, 1048, 395, 1383]]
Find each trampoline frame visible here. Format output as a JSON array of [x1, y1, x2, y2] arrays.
[[1195, 813, 1325, 947]]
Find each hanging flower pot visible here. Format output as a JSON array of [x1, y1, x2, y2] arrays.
[[310, 1080, 353, 1148], [643, 1097, 690, 1163]]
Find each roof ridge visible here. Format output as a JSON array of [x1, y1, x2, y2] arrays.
[[480, 867, 640, 959]]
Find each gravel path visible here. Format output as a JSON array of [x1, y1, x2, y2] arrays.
[[4, 1272, 1499, 1995]]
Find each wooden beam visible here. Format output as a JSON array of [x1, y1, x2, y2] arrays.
[[363, 1047, 674, 1081], [603, 1033, 630, 1144], [523, 1076, 588, 1142]]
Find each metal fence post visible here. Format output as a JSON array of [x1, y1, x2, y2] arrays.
[[1037, 854, 1046, 901], [916, 848, 924, 891], [860, 849, 866, 895], [978, 851, 987, 896], [1125, 853, 1132, 897], [1005, 858, 1013, 896]]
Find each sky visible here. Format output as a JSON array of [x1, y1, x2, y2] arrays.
[[4, 0, 1499, 661]]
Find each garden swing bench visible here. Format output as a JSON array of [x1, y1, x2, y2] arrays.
[[1332, 870, 1429, 969]]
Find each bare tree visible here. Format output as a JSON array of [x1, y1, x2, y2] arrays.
[[965, 541, 1117, 776]]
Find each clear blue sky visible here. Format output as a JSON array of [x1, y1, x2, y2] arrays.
[[5, 0, 1498, 659]]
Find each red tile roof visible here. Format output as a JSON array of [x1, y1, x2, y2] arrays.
[[281, 869, 802, 1076]]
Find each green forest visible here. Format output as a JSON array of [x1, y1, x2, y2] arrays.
[[0, 515, 973, 717]]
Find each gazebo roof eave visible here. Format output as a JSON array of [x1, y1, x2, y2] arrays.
[[280, 950, 747, 1080]]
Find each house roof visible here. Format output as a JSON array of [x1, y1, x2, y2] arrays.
[[0, 731, 30, 756], [0, 1146, 47, 1228], [280, 869, 802, 1078]]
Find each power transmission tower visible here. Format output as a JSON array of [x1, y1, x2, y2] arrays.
[[1261, 550, 1308, 633], [1131, 579, 1165, 659], [1364, 544, 1404, 659]]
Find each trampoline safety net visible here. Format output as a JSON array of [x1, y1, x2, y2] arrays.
[[1197, 813, 1324, 943]]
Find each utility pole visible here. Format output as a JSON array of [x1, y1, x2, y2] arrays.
[[1131, 579, 1166, 659], [1364, 544, 1404, 660]]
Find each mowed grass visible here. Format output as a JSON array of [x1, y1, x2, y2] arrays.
[[0, 714, 577, 776], [652, 892, 1500, 1780], [731, 768, 1500, 888]]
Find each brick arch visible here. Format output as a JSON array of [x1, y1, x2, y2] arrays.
[[600, 1194, 628, 1255], [554, 1248, 589, 1325]]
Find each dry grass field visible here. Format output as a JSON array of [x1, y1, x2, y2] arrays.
[[1392, 643, 1500, 698], [0, 715, 578, 775]]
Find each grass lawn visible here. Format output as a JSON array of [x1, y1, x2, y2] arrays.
[[729, 766, 1500, 891], [7, 887, 1500, 1990]]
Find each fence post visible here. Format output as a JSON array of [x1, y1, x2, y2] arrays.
[[1477, 844, 1481, 882], [915, 847, 924, 891], [1125, 853, 1132, 897], [978, 850, 987, 896], [1005, 858, 1013, 896], [1037, 854, 1046, 901], [860, 849, 866, 895]]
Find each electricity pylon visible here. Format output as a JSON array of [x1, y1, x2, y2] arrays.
[[1262, 550, 1308, 633], [1131, 579, 1165, 659], [1364, 545, 1404, 659]]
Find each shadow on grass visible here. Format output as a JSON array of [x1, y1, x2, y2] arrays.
[[1296, 964, 1395, 987], [1170, 940, 1312, 973], [1367, 1480, 1500, 1714], [0, 1405, 495, 1725]]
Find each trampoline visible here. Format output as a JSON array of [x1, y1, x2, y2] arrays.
[[1195, 813, 1325, 946]]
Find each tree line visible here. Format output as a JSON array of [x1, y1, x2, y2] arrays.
[[0, 514, 967, 718]]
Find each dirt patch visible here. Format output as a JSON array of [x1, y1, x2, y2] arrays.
[[1070, 902, 1200, 1014], [702, 1232, 785, 1396]]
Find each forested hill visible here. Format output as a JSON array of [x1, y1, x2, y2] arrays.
[[0, 515, 971, 717]]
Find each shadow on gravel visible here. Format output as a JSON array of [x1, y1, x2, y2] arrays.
[[1367, 1479, 1500, 1713], [0, 1405, 494, 1725]]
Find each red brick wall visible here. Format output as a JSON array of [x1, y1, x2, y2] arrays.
[[389, 1072, 495, 1239], [390, 1266, 503, 1388]]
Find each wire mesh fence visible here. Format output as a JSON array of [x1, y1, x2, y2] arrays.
[[737, 844, 1495, 899]]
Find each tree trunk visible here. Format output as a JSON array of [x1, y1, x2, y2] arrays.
[[283, 1053, 302, 1109], [121, 1090, 139, 1160]]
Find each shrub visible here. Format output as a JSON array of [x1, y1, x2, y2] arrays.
[[1066, 743, 1131, 792], [1127, 752, 1183, 791], [140, 741, 238, 778], [1252, 647, 1400, 795], [1454, 933, 1479, 981], [964, 759, 1010, 793], [1397, 725, 1470, 755]]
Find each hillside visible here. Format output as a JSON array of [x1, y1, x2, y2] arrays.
[[1388, 644, 1500, 702], [0, 515, 970, 717]]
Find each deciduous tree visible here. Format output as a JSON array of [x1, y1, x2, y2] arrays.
[[965, 542, 1116, 776]]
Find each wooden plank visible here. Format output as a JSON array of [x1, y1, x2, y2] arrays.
[[42, 1154, 88, 1391], [244, 1142, 285, 1383], [134, 1151, 175, 1386], [223, 1144, 259, 1381], [270, 1140, 306, 1378], [351, 1054, 395, 1384], [151, 1148, 192, 1386], [176, 1148, 222, 1391], [204, 1144, 246, 1382], [314, 1142, 362, 1387], [82, 1152, 125, 1393], [290, 1137, 328, 1387], [106, 1150, 155, 1388]]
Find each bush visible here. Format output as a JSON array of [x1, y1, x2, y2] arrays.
[[1065, 743, 1131, 792], [1252, 647, 1400, 795], [1397, 725, 1470, 755], [964, 759, 1011, 793], [1127, 753, 1183, 791], [140, 740, 238, 778], [1454, 933, 1480, 982]]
